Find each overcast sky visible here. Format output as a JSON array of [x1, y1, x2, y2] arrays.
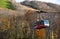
[[16, 0, 60, 5]]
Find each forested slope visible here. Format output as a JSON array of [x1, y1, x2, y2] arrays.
[[0, 0, 60, 39]]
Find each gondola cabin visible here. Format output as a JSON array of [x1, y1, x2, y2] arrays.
[[34, 20, 49, 29], [34, 10, 49, 29]]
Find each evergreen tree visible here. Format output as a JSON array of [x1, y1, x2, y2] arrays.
[[0, 0, 14, 9]]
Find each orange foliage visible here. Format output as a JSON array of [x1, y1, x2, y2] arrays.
[[36, 29, 46, 37], [25, 9, 36, 18], [55, 30, 58, 39]]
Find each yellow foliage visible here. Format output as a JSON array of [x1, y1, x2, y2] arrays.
[[0, 16, 10, 31], [6, 19, 10, 29]]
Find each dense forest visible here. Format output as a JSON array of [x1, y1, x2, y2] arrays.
[[0, 0, 60, 39]]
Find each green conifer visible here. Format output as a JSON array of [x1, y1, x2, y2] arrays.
[[0, 0, 14, 9]]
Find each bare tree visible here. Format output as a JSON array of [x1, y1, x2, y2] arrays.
[[25, 0, 30, 1], [9, 0, 16, 3], [32, 0, 37, 1]]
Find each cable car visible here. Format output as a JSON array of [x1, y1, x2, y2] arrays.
[[34, 10, 49, 29]]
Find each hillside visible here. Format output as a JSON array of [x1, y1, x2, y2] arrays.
[[21, 1, 60, 11], [0, 0, 60, 39]]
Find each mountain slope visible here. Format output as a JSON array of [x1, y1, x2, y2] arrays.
[[21, 1, 60, 12], [46, 3, 60, 11]]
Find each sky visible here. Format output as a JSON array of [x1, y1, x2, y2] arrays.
[[16, 0, 60, 5]]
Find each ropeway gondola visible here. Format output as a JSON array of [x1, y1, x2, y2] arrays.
[[34, 10, 49, 29]]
